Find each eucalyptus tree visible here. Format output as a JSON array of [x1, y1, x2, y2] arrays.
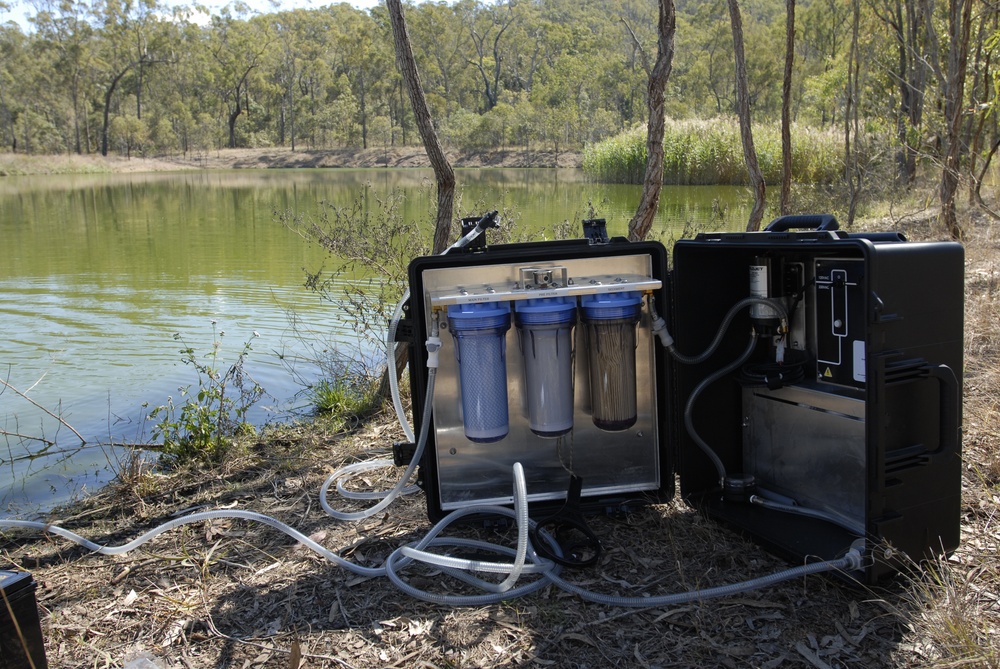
[[934, 0, 973, 239], [271, 10, 303, 150], [207, 7, 274, 148], [93, 0, 173, 156], [267, 8, 340, 149], [844, 0, 862, 224], [408, 0, 475, 119], [780, 0, 794, 213], [795, 0, 850, 125], [29, 0, 97, 154], [151, 14, 212, 154], [458, 0, 518, 112], [501, 0, 546, 95], [387, 0, 454, 254], [673, 6, 734, 115], [966, 5, 999, 212], [614, 0, 658, 125], [334, 5, 392, 149], [728, 0, 766, 231], [0, 23, 28, 151], [868, 0, 930, 184], [627, 0, 676, 242], [371, 4, 412, 146]]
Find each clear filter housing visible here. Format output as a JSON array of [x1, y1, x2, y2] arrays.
[[515, 297, 577, 438], [447, 302, 512, 443], [581, 291, 642, 431]]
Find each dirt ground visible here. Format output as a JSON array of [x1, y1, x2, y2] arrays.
[[1, 205, 998, 668], [0, 146, 583, 175]]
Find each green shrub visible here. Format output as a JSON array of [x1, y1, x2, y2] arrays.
[[145, 325, 264, 463]]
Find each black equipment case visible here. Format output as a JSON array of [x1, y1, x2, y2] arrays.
[[0, 571, 48, 669], [403, 216, 963, 584]]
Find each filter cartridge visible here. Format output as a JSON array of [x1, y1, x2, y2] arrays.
[[447, 302, 512, 443], [515, 297, 577, 438], [581, 291, 642, 431]]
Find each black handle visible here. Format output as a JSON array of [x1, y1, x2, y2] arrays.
[[529, 475, 602, 569], [765, 214, 840, 232], [925, 364, 961, 458]]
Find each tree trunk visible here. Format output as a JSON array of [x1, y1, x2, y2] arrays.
[[383, 0, 458, 401], [728, 0, 766, 231], [627, 0, 677, 242], [780, 0, 795, 215], [940, 0, 972, 240], [387, 0, 456, 254], [845, 0, 863, 226], [101, 64, 134, 157], [228, 104, 241, 149], [973, 137, 1000, 220]]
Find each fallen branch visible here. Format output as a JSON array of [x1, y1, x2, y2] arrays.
[[0, 378, 87, 445], [0, 431, 55, 448]]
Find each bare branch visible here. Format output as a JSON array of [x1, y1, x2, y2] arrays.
[[620, 17, 651, 75], [0, 378, 87, 444]]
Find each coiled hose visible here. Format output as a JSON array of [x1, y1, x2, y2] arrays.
[[0, 245, 865, 606], [0, 451, 862, 606]]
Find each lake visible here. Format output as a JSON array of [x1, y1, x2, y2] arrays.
[[0, 168, 751, 515]]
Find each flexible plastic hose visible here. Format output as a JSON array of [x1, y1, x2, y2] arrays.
[[543, 550, 862, 607], [0, 510, 384, 577], [666, 296, 788, 366], [387, 288, 415, 443], [386, 537, 555, 606], [383, 505, 560, 606], [0, 461, 861, 606], [683, 333, 758, 483], [399, 462, 531, 592], [333, 459, 419, 500], [319, 368, 436, 521], [750, 495, 866, 536]]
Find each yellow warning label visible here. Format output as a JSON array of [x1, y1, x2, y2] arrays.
[[823, 367, 833, 377]]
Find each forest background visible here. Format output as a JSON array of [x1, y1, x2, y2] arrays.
[[1, 0, 995, 220]]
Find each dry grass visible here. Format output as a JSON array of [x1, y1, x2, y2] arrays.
[[1, 211, 998, 669]]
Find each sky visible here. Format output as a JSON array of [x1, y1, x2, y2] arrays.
[[1, 0, 382, 31]]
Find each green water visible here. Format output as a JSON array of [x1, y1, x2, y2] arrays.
[[0, 168, 749, 514]]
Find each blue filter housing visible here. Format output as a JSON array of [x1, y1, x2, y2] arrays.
[[515, 297, 577, 437], [447, 301, 512, 443], [581, 291, 643, 431]]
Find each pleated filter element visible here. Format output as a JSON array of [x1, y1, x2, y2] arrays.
[[581, 291, 642, 432]]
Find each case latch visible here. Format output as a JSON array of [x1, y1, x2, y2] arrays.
[[583, 218, 609, 245], [393, 441, 417, 466]]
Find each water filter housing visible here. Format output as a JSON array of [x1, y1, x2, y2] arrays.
[[407, 240, 671, 516], [404, 221, 963, 584]]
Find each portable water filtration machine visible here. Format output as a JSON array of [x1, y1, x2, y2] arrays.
[[402, 215, 964, 584]]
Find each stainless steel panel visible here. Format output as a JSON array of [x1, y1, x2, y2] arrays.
[[742, 384, 866, 529], [421, 254, 661, 509]]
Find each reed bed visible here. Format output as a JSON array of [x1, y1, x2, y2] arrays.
[[583, 119, 845, 185]]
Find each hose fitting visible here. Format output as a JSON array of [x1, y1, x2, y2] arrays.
[[646, 295, 675, 349], [425, 337, 441, 369]]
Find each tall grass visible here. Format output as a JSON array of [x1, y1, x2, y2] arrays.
[[583, 119, 844, 185]]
